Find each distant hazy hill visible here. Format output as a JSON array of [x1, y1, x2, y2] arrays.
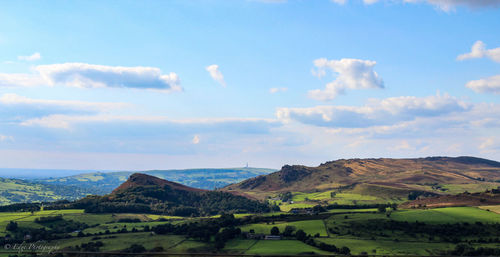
[[223, 157, 500, 201], [68, 173, 272, 216], [35, 167, 275, 195], [0, 167, 274, 205], [0, 177, 92, 205]]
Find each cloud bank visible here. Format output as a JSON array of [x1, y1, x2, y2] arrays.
[[278, 93, 469, 128]]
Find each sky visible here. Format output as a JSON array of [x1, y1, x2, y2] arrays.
[[0, 0, 500, 170]]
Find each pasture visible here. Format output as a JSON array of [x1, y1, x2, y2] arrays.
[[391, 207, 500, 224], [239, 219, 328, 236]]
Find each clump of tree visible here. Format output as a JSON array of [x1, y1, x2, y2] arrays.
[[280, 192, 293, 202], [449, 244, 500, 256], [35, 215, 63, 223]]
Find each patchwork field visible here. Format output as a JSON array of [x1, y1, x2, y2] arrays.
[[0, 205, 499, 256]]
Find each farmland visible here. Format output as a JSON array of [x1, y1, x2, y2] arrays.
[[1, 206, 499, 256]]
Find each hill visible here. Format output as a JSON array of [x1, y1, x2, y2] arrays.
[[66, 173, 273, 216], [0, 177, 93, 205], [223, 157, 500, 206], [35, 167, 275, 195]]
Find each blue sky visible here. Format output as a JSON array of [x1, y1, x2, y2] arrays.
[[0, 0, 499, 170]]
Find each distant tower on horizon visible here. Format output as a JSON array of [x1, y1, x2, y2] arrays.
[[246, 162, 249, 168]]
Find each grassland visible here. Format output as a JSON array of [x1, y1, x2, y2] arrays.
[[316, 237, 456, 255], [1, 206, 499, 256], [391, 207, 500, 223], [54, 232, 188, 251], [243, 240, 331, 255], [239, 219, 328, 236], [480, 205, 500, 214]]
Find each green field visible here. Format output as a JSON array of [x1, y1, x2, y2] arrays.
[[316, 237, 457, 255], [392, 207, 500, 223], [243, 240, 331, 255], [52, 232, 187, 251], [1, 206, 499, 256], [239, 219, 328, 236]]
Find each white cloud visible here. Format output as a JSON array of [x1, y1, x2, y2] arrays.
[[192, 134, 201, 144], [465, 75, 500, 94], [0, 93, 129, 112], [457, 40, 500, 63], [35, 63, 181, 92], [205, 64, 226, 87], [0, 73, 44, 87], [331, 0, 347, 4], [269, 87, 288, 94], [309, 58, 383, 101], [278, 93, 469, 128], [17, 52, 41, 62], [20, 114, 278, 131]]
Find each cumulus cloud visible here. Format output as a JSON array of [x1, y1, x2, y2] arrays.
[[18, 52, 41, 62], [309, 58, 383, 101], [269, 87, 288, 94], [205, 64, 226, 87], [35, 63, 181, 91], [465, 75, 500, 94], [457, 41, 500, 63], [278, 93, 469, 128]]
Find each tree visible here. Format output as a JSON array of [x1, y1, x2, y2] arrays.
[[339, 246, 351, 255], [125, 244, 146, 253], [283, 226, 295, 237], [270, 226, 280, 235], [6, 221, 18, 232], [330, 192, 336, 198], [378, 205, 386, 213], [295, 229, 307, 241]]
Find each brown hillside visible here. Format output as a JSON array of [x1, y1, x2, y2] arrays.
[[223, 157, 500, 199], [400, 190, 500, 209], [112, 173, 206, 193]]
